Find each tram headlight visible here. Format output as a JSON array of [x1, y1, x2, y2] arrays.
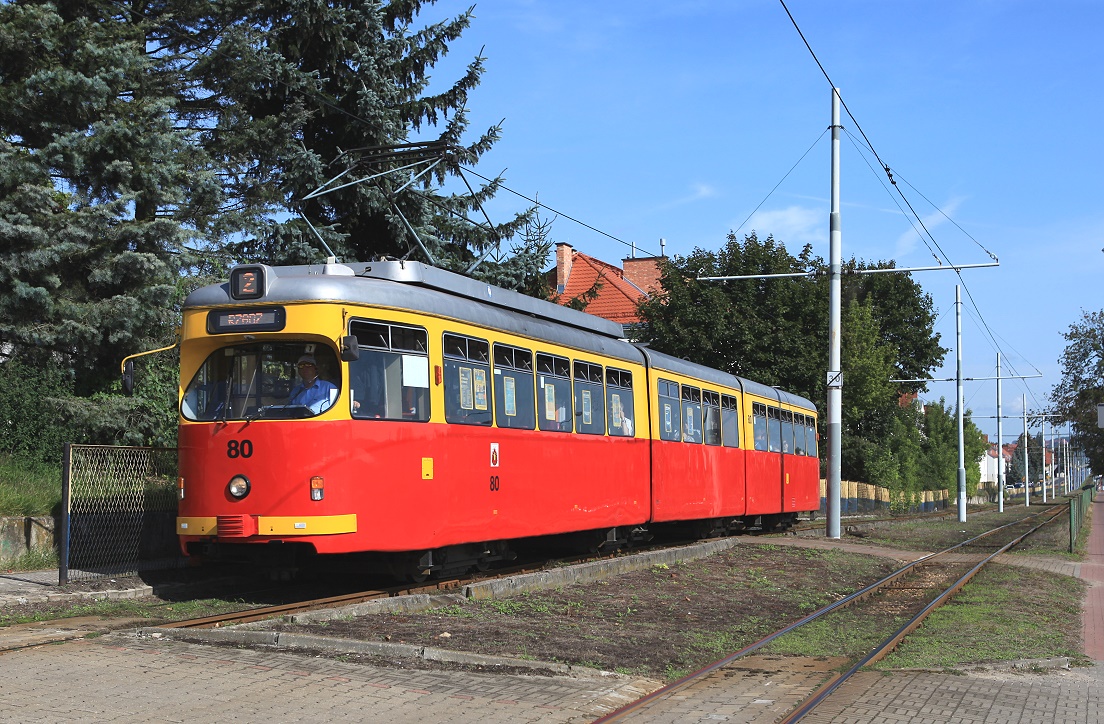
[[228, 475, 251, 499]]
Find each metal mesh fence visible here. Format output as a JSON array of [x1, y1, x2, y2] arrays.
[[61, 444, 180, 584]]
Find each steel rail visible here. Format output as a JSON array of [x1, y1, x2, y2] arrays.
[[152, 550, 618, 630], [593, 504, 1068, 723], [777, 504, 1066, 723], [156, 588, 401, 628]]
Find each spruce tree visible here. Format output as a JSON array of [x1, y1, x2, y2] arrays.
[[0, 0, 217, 399], [175, 0, 525, 267], [0, 0, 527, 448]]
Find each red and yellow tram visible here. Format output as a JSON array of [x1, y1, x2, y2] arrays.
[[172, 259, 819, 578]]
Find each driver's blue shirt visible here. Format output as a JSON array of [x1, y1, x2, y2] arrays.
[[288, 378, 337, 411]]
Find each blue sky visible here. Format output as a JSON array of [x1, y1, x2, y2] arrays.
[[433, 0, 1104, 441]]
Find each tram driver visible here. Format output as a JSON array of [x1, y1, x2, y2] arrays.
[[287, 355, 337, 413]]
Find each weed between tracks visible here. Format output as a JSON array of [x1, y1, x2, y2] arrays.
[[844, 505, 1078, 558], [875, 564, 1087, 670]]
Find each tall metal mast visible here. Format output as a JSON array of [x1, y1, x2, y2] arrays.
[[826, 88, 843, 539]]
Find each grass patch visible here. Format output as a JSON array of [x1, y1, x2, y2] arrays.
[[0, 596, 247, 627], [1, 545, 58, 572], [852, 506, 1078, 558], [763, 608, 906, 659], [0, 455, 60, 516], [875, 564, 1088, 669]]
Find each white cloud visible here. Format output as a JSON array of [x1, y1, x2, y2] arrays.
[[742, 205, 825, 245], [654, 183, 719, 211]]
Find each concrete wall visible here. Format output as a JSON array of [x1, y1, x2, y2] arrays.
[[0, 516, 55, 563]]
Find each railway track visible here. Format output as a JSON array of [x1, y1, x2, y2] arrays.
[[593, 503, 1069, 723], [151, 551, 617, 629]]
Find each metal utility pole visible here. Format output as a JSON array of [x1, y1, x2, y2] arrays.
[[826, 88, 843, 540], [1042, 420, 1048, 503], [702, 91, 994, 537], [955, 286, 966, 522], [1068, 422, 1073, 493], [996, 352, 1004, 512], [1022, 394, 1030, 506]]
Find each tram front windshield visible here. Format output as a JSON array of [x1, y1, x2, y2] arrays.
[[181, 343, 341, 421]]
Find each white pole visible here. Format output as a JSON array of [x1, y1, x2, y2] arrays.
[[1041, 420, 1048, 503], [955, 285, 966, 522], [1068, 423, 1073, 493], [826, 88, 843, 539], [996, 352, 1004, 512], [1023, 394, 1030, 506]]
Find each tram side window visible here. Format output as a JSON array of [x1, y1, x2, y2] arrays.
[[658, 379, 681, 442], [349, 321, 430, 422], [793, 413, 807, 455], [606, 368, 635, 436], [703, 391, 721, 446], [752, 402, 769, 451], [780, 410, 795, 454], [574, 361, 606, 435], [443, 333, 492, 426], [767, 406, 783, 452], [721, 395, 740, 447], [493, 344, 535, 429], [681, 386, 703, 444], [536, 353, 572, 432], [805, 417, 818, 457]]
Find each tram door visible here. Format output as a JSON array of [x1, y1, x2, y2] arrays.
[[783, 412, 820, 512], [745, 402, 783, 515]]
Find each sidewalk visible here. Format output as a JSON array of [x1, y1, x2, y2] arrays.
[[1082, 491, 1104, 661]]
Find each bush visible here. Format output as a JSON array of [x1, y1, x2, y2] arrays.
[[0, 357, 77, 465]]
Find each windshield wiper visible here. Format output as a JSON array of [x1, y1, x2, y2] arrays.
[[244, 405, 271, 423], [218, 369, 232, 424]]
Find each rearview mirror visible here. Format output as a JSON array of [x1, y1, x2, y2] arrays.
[[122, 359, 135, 395], [340, 335, 360, 362]]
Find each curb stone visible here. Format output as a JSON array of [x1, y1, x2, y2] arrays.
[[134, 626, 627, 679]]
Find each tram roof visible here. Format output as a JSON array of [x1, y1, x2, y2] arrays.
[[184, 260, 645, 365], [185, 260, 816, 410], [639, 347, 816, 411]]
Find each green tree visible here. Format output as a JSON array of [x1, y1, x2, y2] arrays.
[[0, 0, 209, 400], [844, 259, 947, 391], [1007, 431, 1045, 486], [0, 358, 77, 463], [636, 232, 825, 393], [1, 0, 526, 448], [962, 411, 987, 497], [919, 398, 961, 491], [178, 0, 525, 268], [471, 209, 554, 298], [885, 405, 924, 508], [1050, 310, 1104, 473], [838, 298, 898, 483]]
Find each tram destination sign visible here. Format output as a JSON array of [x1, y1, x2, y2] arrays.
[[207, 306, 287, 334]]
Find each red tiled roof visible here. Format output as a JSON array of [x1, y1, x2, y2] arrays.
[[554, 251, 650, 325]]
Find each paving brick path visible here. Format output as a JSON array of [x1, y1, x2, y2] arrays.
[[1082, 492, 1104, 661], [0, 636, 654, 723]]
